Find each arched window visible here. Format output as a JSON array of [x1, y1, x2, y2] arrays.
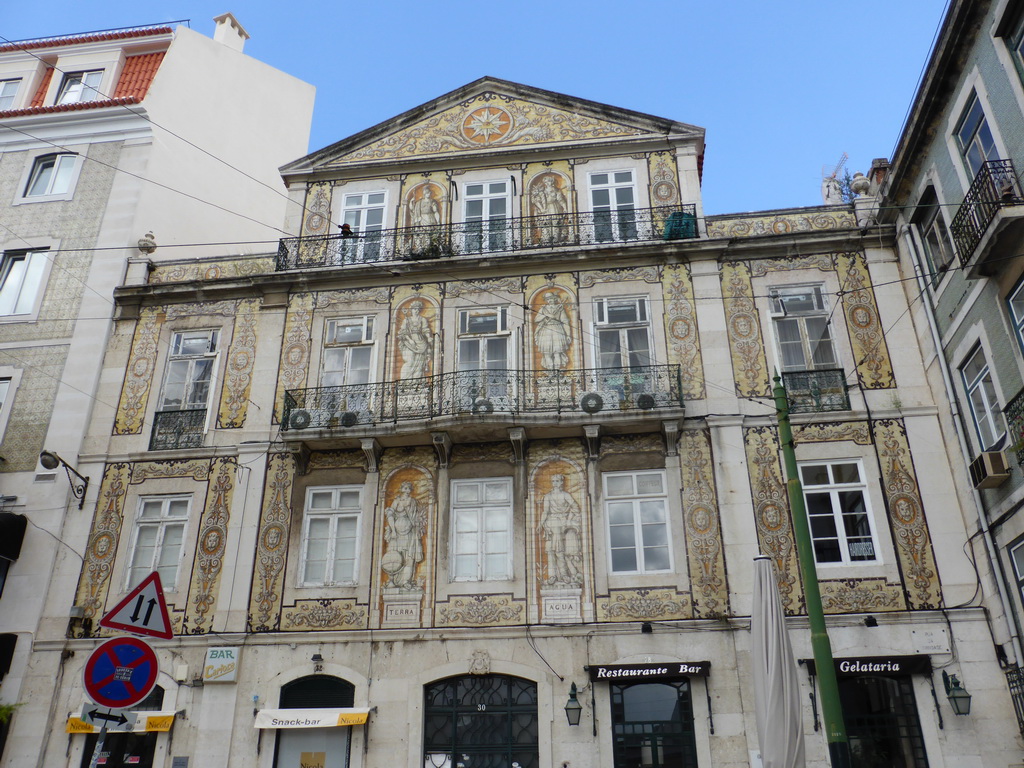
[[276, 675, 355, 768], [424, 674, 538, 768]]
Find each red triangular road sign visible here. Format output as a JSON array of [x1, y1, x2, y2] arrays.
[[99, 571, 173, 639]]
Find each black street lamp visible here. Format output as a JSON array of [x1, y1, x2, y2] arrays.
[[564, 683, 582, 726], [39, 451, 89, 509]]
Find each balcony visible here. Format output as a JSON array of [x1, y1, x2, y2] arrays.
[[276, 205, 698, 270], [782, 369, 850, 414], [1008, 666, 1024, 737], [950, 159, 1024, 277], [282, 365, 683, 432], [1005, 386, 1024, 464], [150, 409, 206, 451]]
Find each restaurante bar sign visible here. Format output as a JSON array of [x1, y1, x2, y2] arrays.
[[588, 661, 711, 682]]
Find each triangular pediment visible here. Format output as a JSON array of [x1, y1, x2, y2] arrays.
[[283, 77, 703, 173]]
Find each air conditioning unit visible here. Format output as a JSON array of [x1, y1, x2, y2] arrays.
[[288, 409, 312, 430], [969, 451, 1010, 489], [580, 393, 604, 414], [472, 398, 495, 415]]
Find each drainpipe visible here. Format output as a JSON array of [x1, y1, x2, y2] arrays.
[[901, 225, 1024, 665]]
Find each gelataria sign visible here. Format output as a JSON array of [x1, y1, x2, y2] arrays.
[[202, 647, 240, 683], [803, 655, 932, 677], [588, 661, 711, 682]]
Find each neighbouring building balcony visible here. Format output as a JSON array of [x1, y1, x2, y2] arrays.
[[950, 159, 1024, 276], [1005, 386, 1024, 464], [1008, 666, 1024, 737], [150, 409, 206, 451], [782, 369, 850, 414], [276, 205, 698, 270], [282, 365, 683, 431]]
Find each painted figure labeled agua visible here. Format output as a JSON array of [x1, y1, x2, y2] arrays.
[[539, 474, 583, 586]]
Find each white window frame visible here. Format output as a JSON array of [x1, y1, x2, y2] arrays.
[[340, 191, 387, 262], [450, 477, 513, 582], [913, 188, 955, 284], [322, 316, 376, 386], [593, 296, 654, 369], [1008, 279, 1024, 356], [603, 469, 672, 575], [299, 486, 362, 587], [0, 367, 18, 443], [0, 249, 48, 317], [463, 180, 511, 253], [0, 79, 21, 111], [55, 70, 103, 105], [1009, 536, 1024, 614], [588, 170, 638, 242], [127, 495, 190, 590], [960, 345, 1007, 451], [768, 284, 838, 373], [23, 154, 79, 199], [158, 329, 220, 419], [955, 90, 1000, 179], [799, 460, 880, 566]]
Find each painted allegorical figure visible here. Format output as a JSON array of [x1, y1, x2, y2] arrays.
[[397, 300, 432, 379], [383, 480, 426, 590], [539, 474, 583, 586], [535, 292, 572, 372], [530, 175, 568, 243]]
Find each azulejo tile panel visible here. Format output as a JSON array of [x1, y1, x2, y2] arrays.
[[821, 578, 906, 613], [114, 308, 164, 435], [217, 298, 259, 429], [248, 453, 296, 632], [837, 252, 895, 390], [75, 463, 131, 621], [663, 263, 705, 400], [743, 426, 804, 614], [872, 419, 941, 609], [335, 94, 640, 163], [0, 345, 67, 471], [182, 457, 236, 634], [526, 275, 579, 378], [274, 293, 315, 421], [148, 256, 274, 284], [680, 429, 729, 617], [436, 595, 525, 626], [597, 588, 691, 621], [283, 599, 368, 630], [793, 421, 872, 445], [722, 262, 770, 398], [705, 208, 856, 238]]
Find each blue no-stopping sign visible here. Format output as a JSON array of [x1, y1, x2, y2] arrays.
[[83, 637, 158, 709]]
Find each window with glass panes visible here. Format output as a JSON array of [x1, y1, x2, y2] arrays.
[[956, 92, 999, 179], [960, 345, 1006, 450], [840, 675, 930, 768], [128, 496, 189, 589], [604, 470, 671, 574], [341, 191, 386, 262], [800, 461, 878, 565], [322, 317, 375, 395], [0, 79, 20, 111], [0, 250, 47, 316], [24, 154, 77, 197], [300, 487, 361, 586], [611, 681, 698, 768], [590, 171, 637, 241], [450, 478, 512, 581], [914, 189, 954, 283], [56, 70, 102, 104], [594, 297, 653, 369], [1008, 280, 1024, 354], [159, 330, 218, 411], [457, 307, 511, 408], [464, 180, 510, 252], [769, 285, 838, 372]]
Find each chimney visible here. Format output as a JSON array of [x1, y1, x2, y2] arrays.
[[212, 13, 250, 53]]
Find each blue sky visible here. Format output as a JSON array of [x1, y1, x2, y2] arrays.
[[2, 1, 948, 214]]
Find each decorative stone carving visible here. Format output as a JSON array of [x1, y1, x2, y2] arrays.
[[315, 287, 391, 308], [793, 421, 872, 445], [431, 432, 452, 468], [583, 425, 601, 460], [662, 421, 680, 457], [706, 210, 856, 238], [446, 277, 523, 297], [360, 439, 382, 473], [821, 578, 905, 613], [469, 650, 491, 675], [148, 256, 274, 284], [164, 301, 237, 320], [579, 266, 660, 288], [749, 254, 835, 277]]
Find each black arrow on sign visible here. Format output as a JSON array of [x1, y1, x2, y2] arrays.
[[85, 708, 128, 726], [129, 596, 157, 625]]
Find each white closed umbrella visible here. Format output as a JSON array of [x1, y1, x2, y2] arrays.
[[752, 555, 805, 768]]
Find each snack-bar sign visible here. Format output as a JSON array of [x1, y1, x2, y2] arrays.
[[588, 661, 711, 682]]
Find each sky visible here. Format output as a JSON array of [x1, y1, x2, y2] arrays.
[[1, 1, 949, 215]]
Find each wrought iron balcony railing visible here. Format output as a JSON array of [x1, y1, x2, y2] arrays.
[[276, 205, 698, 270], [282, 365, 683, 431], [782, 369, 850, 414], [150, 409, 206, 451], [950, 159, 1024, 265], [1004, 386, 1024, 464], [1007, 666, 1024, 737]]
